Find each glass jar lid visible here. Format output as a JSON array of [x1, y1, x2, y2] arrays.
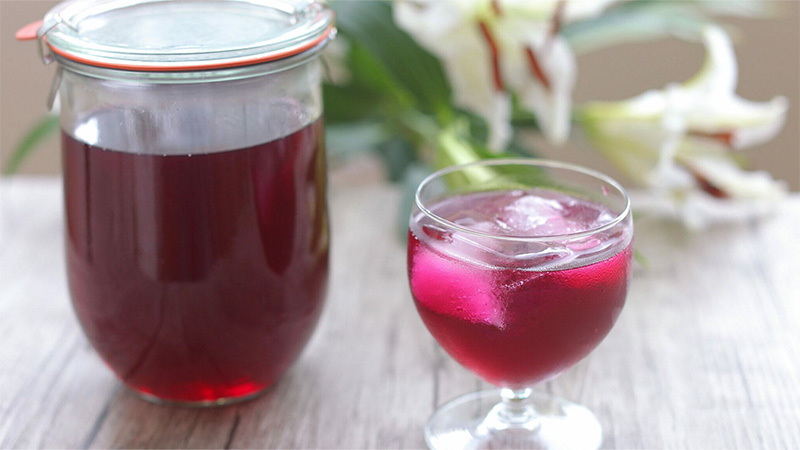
[[30, 0, 335, 71]]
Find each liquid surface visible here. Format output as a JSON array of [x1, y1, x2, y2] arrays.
[[434, 188, 617, 238], [62, 119, 328, 403], [408, 189, 632, 388]]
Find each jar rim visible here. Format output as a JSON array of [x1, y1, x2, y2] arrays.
[[35, 0, 335, 72]]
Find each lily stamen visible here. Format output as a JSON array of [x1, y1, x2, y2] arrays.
[[550, 0, 566, 37], [478, 21, 504, 92], [522, 0, 564, 92], [490, 0, 502, 17], [525, 46, 551, 91], [688, 130, 735, 148], [685, 165, 730, 199]]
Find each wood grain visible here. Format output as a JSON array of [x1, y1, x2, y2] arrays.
[[1, 177, 798, 449]]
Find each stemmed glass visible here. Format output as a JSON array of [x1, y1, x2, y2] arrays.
[[407, 159, 633, 449]]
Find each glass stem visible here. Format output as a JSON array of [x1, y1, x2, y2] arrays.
[[477, 388, 541, 434], [498, 387, 536, 425]]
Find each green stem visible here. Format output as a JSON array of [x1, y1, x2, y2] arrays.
[[3, 115, 60, 175]]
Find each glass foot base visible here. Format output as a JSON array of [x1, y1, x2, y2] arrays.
[[425, 389, 602, 450], [131, 384, 273, 408]]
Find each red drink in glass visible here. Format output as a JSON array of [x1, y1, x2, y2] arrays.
[[408, 189, 632, 388], [26, 0, 335, 406], [62, 119, 328, 403], [408, 160, 633, 449]]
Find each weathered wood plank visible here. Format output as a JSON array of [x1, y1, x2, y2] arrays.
[[1, 177, 799, 449], [0, 179, 116, 449], [227, 185, 433, 449], [580, 203, 800, 450]]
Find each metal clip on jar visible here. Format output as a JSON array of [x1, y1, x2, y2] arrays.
[[18, 0, 335, 406]]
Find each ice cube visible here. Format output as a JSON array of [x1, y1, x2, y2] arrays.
[[498, 191, 616, 236], [422, 224, 453, 243], [411, 244, 505, 328], [496, 193, 568, 236], [560, 201, 615, 231], [513, 244, 574, 270]]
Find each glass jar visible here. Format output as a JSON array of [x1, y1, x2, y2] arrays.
[[22, 0, 334, 406]]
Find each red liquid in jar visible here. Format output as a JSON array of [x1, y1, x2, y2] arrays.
[[62, 119, 328, 403], [408, 190, 632, 388]]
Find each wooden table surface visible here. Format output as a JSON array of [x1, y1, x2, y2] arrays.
[[1, 176, 799, 449]]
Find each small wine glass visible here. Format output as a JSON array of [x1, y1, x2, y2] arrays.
[[407, 159, 633, 449]]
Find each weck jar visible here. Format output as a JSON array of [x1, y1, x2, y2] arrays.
[[19, 0, 335, 406]]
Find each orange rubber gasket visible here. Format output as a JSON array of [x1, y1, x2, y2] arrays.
[[44, 23, 334, 72]]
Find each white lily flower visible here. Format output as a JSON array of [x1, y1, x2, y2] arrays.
[[578, 25, 788, 228], [393, 0, 616, 150]]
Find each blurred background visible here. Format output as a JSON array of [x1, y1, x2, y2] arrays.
[[1, 0, 798, 190]]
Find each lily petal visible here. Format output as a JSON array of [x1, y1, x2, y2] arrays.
[[685, 95, 788, 148], [684, 25, 738, 95], [577, 24, 787, 227], [519, 37, 576, 144], [394, 0, 610, 149], [677, 142, 788, 200], [395, 0, 509, 149], [578, 25, 787, 187]]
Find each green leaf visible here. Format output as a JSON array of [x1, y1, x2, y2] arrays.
[[323, 35, 419, 126], [326, 121, 389, 164], [562, 5, 710, 54], [2, 115, 59, 175], [634, 248, 651, 270], [330, 1, 452, 117], [508, 92, 542, 132], [435, 121, 519, 171], [323, 84, 382, 123], [345, 39, 415, 110], [432, 121, 545, 192], [683, 0, 777, 18], [376, 138, 418, 182], [445, 106, 539, 158], [396, 162, 432, 242], [505, 136, 537, 158]]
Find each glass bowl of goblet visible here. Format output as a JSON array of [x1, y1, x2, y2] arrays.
[[407, 159, 633, 449]]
